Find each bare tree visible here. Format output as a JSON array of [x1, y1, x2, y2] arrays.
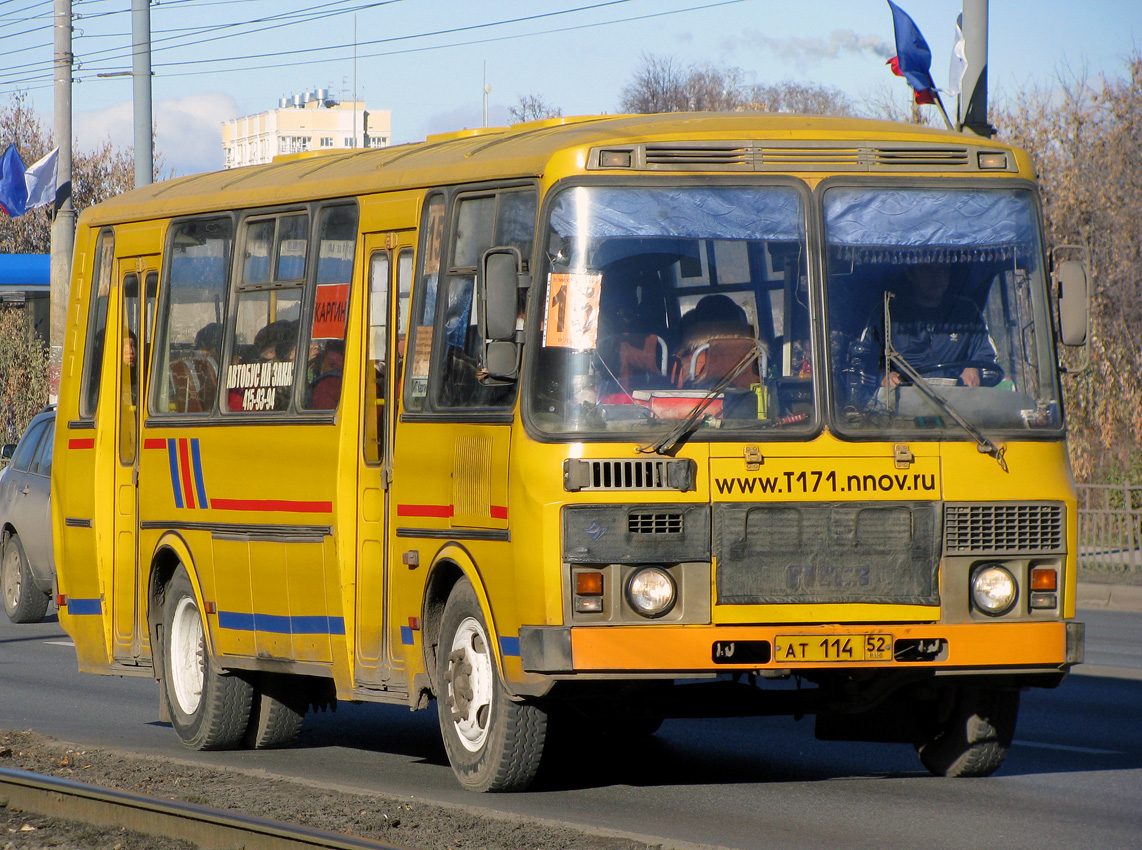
[[509, 94, 563, 123], [620, 54, 689, 113], [744, 80, 854, 116], [621, 55, 851, 116], [994, 54, 1142, 482], [0, 307, 50, 444]]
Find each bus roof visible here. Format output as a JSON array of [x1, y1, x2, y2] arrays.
[[82, 113, 1026, 226]]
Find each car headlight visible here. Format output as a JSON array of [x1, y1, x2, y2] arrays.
[[971, 563, 1018, 615], [625, 566, 676, 618]]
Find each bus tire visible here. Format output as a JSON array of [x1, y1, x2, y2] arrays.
[[915, 686, 1019, 778], [2, 533, 49, 624], [244, 673, 306, 749], [161, 568, 253, 750], [436, 578, 547, 792]]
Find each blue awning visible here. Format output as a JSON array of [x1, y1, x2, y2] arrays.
[[824, 188, 1038, 264], [0, 254, 50, 289]]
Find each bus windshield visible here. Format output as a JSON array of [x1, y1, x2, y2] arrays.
[[530, 184, 814, 437], [824, 186, 1062, 437]]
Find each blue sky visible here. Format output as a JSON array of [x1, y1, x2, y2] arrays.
[[2, 0, 1139, 176]]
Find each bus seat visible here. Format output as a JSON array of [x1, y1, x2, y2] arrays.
[[680, 336, 766, 389], [596, 332, 670, 397]]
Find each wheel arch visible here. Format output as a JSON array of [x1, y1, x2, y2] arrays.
[[421, 543, 501, 691], [147, 532, 211, 679]]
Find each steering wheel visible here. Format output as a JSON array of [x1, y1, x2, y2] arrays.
[[924, 360, 1004, 387]]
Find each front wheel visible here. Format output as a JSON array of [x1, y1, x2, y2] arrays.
[[436, 578, 547, 792], [915, 686, 1019, 777], [161, 568, 253, 750], [2, 533, 49, 624]]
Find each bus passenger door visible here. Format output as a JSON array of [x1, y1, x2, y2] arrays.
[[112, 257, 159, 663], [354, 233, 413, 687]]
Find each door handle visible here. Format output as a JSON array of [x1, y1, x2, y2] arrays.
[[19, 486, 29, 496]]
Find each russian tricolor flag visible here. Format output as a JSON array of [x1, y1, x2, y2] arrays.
[[0, 144, 59, 217]]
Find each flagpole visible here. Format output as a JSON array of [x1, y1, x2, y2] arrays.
[[932, 91, 955, 131], [50, 0, 74, 398]]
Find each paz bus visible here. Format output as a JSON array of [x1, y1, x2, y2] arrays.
[[53, 113, 1088, 792]]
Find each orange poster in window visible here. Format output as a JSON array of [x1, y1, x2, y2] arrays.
[[544, 272, 602, 349], [312, 283, 350, 338]]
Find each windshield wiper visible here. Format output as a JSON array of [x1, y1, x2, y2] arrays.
[[882, 292, 1008, 472], [637, 341, 765, 457]]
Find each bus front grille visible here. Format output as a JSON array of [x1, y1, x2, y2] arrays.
[[563, 458, 696, 492], [944, 503, 1065, 555]]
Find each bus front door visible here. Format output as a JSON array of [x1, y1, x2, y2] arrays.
[[354, 233, 413, 689], [111, 256, 159, 664]]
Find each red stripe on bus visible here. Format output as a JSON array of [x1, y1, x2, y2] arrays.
[[68, 438, 95, 450], [178, 439, 196, 509], [210, 499, 333, 513], [491, 505, 508, 519], [143, 438, 166, 450], [397, 504, 454, 518]]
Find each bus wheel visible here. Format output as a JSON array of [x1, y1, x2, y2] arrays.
[[161, 568, 253, 750], [915, 686, 1019, 778], [2, 533, 49, 624], [244, 673, 307, 749], [436, 579, 547, 792]]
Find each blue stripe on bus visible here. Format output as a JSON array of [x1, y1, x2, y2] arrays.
[[166, 439, 183, 509], [67, 598, 102, 615], [499, 636, 520, 657], [190, 438, 208, 509], [400, 626, 415, 645], [217, 611, 346, 636]]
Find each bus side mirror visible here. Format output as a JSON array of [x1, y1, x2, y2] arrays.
[[1052, 247, 1089, 346], [478, 246, 527, 382]]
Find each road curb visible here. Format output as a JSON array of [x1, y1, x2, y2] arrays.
[[1076, 582, 1142, 613]]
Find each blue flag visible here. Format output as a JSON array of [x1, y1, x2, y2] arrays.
[[886, 1, 937, 102], [0, 144, 29, 217]]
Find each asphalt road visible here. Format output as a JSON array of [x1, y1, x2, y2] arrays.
[[2, 608, 1140, 850]]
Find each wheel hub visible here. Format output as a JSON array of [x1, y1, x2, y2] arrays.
[[445, 617, 494, 752]]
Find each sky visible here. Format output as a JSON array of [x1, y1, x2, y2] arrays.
[[1, 0, 1140, 177]]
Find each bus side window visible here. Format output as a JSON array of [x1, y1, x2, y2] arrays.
[[303, 204, 359, 411], [79, 230, 115, 419], [404, 194, 445, 412], [434, 188, 535, 410], [364, 250, 390, 464], [151, 217, 232, 416]]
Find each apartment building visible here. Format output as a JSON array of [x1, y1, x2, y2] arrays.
[[222, 90, 391, 168]]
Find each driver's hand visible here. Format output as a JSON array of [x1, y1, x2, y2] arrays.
[[960, 367, 981, 387], [884, 371, 902, 387]]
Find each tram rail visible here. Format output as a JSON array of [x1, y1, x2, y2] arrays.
[[0, 766, 408, 850]]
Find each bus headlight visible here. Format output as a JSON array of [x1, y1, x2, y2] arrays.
[[625, 567, 676, 618], [971, 564, 1018, 615]]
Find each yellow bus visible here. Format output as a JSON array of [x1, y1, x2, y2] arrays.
[[53, 113, 1088, 791]]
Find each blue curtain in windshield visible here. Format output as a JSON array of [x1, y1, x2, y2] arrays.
[[824, 188, 1037, 263], [549, 187, 803, 241]]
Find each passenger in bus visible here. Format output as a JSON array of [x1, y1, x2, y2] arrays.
[[169, 323, 222, 413], [849, 262, 1001, 400], [309, 339, 344, 410], [672, 294, 762, 389], [120, 331, 139, 406]]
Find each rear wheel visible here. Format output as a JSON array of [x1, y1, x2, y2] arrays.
[[915, 686, 1019, 777], [2, 533, 49, 624], [243, 672, 307, 749], [161, 568, 253, 750], [436, 578, 547, 792]]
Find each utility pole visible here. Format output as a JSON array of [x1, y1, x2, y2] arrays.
[[959, 0, 995, 137], [132, 0, 153, 186], [50, 0, 73, 378]]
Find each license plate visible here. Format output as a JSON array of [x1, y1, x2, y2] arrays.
[[774, 633, 893, 663]]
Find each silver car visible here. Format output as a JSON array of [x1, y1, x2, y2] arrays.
[[1, 407, 56, 623]]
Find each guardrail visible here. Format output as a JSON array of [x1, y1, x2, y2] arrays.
[[1077, 483, 1142, 572]]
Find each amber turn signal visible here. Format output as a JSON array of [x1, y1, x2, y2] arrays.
[[1030, 567, 1058, 592], [575, 571, 605, 596]]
